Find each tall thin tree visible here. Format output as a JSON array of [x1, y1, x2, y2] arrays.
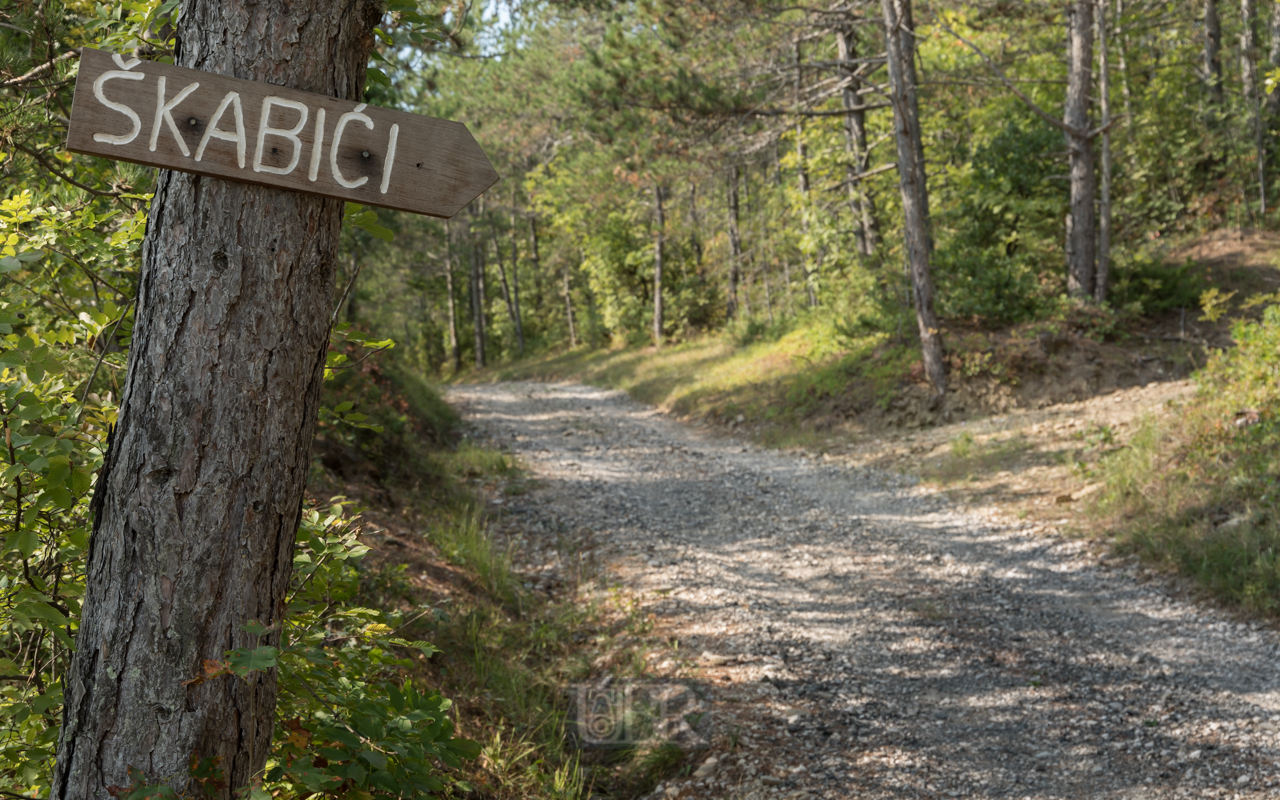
[[652, 184, 666, 346], [837, 25, 879, 257], [727, 164, 743, 320], [470, 222, 487, 368], [444, 219, 461, 372], [1241, 0, 1266, 213], [881, 0, 945, 396], [1096, 0, 1113, 304], [1065, 0, 1097, 298], [1205, 0, 1225, 110], [508, 186, 525, 353], [794, 41, 819, 307]]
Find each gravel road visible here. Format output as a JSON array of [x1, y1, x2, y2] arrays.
[[449, 381, 1280, 800]]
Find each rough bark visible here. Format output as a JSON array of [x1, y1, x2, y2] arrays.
[[881, 0, 945, 397], [52, 2, 380, 799], [1065, 0, 1097, 299], [1241, 0, 1266, 213], [837, 26, 879, 257], [1205, 0, 1224, 109], [727, 165, 743, 321], [444, 220, 461, 373], [652, 184, 665, 347], [1096, 0, 1113, 304]]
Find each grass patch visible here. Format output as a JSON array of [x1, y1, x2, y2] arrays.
[[1092, 304, 1280, 615], [341, 431, 705, 799], [474, 317, 917, 436], [921, 432, 1032, 484]]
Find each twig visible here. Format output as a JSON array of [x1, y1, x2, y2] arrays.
[[329, 262, 363, 328], [933, 16, 1086, 140], [77, 299, 136, 424], [1, 49, 78, 87], [747, 102, 890, 118], [11, 143, 125, 198], [327, 344, 393, 370]]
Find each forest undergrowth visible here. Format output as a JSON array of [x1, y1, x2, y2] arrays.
[[312, 364, 695, 800]]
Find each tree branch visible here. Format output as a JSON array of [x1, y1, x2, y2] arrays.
[[1, 48, 78, 87], [11, 143, 125, 198], [933, 16, 1087, 140]]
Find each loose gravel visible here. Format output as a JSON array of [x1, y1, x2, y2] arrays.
[[449, 381, 1280, 800]]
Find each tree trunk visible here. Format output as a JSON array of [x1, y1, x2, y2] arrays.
[[761, 265, 775, 325], [1205, 0, 1224, 109], [1241, 0, 1266, 213], [794, 42, 819, 307], [837, 26, 879, 257], [727, 165, 743, 320], [688, 180, 703, 269], [52, 2, 380, 799], [470, 229, 487, 368], [1096, 0, 1113, 304], [563, 264, 577, 348], [898, 0, 929, 214], [1268, 2, 1280, 122], [529, 216, 543, 314], [881, 0, 945, 397], [508, 188, 525, 354], [1065, 0, 1097, 299], [652, 184, 665, 347], [1116, 0, 1134, 126], [444, 220, 460, 373], [493, 240, 522, 355], [344, 249, 359, 322]]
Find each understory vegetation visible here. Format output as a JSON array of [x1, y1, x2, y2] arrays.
[[1096, 301, 1280, 615]]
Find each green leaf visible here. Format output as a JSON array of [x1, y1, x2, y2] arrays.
[[23, 601, 68, 626], [71, 467, 93, 495], [358, 750, 388, 770], [241, 619, 271, 636], [46, 484, 74, 510], [344, 762, 367, 785], [446, 738, 482, 760], [8, 527, 38, 557], [366, 67, 392, 88], [227, 645, 279, 675]]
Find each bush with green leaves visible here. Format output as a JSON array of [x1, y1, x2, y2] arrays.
[[1098, 300, 1280, 613]]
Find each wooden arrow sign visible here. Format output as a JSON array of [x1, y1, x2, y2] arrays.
[[67, 48, 498, 218]]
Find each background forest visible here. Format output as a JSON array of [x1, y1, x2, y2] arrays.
[[3, 0, 1280, 799], [349, 0, 1266, 373]]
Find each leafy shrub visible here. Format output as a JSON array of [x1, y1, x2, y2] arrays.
[[1097, 302, 1280, 613], [1106, 255, 1205, 316], [934, 119, 1067, 324]]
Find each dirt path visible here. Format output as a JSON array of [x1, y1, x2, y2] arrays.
[[449, 381, 1280, 800]]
